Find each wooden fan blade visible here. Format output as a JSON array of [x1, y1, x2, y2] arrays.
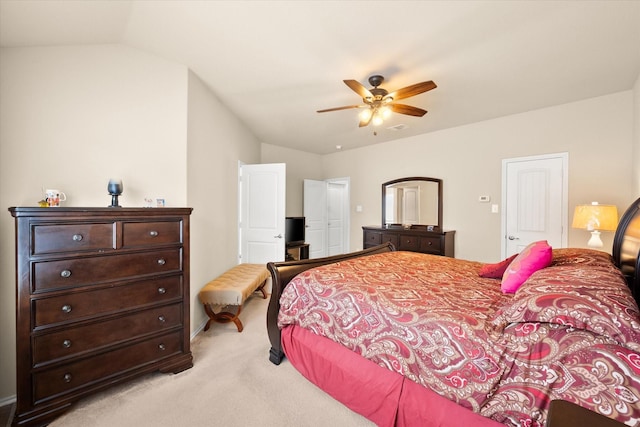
[[390, 104, 427, 117], [344, 80, 373, 99], [387, 81, 436, 101], [317, 105, 362, 113]]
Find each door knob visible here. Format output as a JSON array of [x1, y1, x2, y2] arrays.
[[508, 235, 519, 240], [274, 234, 283, 239]]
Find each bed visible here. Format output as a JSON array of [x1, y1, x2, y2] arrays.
[[266, 198, 640, 427]]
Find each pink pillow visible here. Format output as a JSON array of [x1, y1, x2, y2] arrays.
[[479, 254, 518, 278], [501, 241, 552, 293]]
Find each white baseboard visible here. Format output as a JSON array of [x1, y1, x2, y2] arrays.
[[191, 318, 208, 340], [0, 396, 15, 408]]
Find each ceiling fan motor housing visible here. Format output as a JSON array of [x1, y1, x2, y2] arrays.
[[367, 88, 389, 103], [368, 75, 384, 87]]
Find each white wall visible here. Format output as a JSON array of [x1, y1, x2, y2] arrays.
[[186, 70, 261, 333], [322, 91, 635, 262], [0, 45, 189, 208]]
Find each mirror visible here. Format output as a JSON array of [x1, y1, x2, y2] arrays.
[[382, 177, 442, 230]]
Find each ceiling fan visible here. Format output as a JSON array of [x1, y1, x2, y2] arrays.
[[317, 75, 437, 128]]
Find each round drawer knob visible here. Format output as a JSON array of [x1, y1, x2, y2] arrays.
[[157, 259, 166, 265], [149, 231, 159, 237], [63, 373, 72, 383], [158, 344, 166, 351], [158, 315, 166, 323], [427, 241, 433, 246], [72, 234, 83, 241], [61, 304, 72, 313], [62, 339, 72, 348], [158, 287, 166, 294], [60, 270, 72, 278]]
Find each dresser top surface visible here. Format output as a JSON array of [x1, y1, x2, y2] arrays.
[[363, 225, 455, 234], [9, 207, 193, 218]]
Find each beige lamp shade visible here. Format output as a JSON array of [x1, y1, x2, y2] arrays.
[[572, 203, 618, 231], [572, 202, 618, 248]]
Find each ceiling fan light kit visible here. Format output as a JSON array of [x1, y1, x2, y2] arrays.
[[318, 75, 436, 130]]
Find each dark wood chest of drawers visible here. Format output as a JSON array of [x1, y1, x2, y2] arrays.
[[363, 226, 455, 257], [8, 207, 193, 427]]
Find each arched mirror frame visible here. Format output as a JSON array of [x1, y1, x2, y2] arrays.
[[381, 177, 443, 230]]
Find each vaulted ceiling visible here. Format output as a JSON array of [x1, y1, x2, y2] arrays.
[[1, 1, 639, 154]]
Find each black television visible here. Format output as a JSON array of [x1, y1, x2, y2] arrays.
[[285, 216, 305, 246]]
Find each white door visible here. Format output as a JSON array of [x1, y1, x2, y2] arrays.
[[385, 188, 397, 223], [327, 180, 348, 256], [303, 179, 327, 259], [304, 178, 350, 258], [239, 163, 286, 264], [402, 186, 420, 225], [502, 153, 568, 257]]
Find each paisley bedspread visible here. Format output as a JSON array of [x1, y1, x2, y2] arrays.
[[277, 249, 640, 426]]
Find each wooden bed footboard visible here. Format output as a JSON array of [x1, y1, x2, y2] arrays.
[[266, 242, 395, 364]]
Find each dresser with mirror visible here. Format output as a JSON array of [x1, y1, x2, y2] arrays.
[[363, 177, 455, 257]]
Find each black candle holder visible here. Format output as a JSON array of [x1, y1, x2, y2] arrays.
[[107, 179, 123, 208]]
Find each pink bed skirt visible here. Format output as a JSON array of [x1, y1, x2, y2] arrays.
[[281, 324, 504, 427]]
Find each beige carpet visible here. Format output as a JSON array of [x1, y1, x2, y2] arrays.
[[49, 296, 374, 426]]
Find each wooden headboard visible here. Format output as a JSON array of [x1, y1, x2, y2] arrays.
[[612, 196, 640, 306]]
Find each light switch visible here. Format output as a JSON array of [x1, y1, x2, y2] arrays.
[[491, 204, 499, 213], [356, 205, 363, 212]]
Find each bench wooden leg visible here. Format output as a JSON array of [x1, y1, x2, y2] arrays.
[[201, 278, 268, 333], [255, 279, 268, 299], [203, 303, 244, 332]]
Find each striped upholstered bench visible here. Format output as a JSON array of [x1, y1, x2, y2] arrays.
[[198, 263, 269, 332]]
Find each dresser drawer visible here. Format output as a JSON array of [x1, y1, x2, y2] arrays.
[[419, 237, 442, 253], [33, 223, 115, 255], [123, 221, 182, 248], [398, 234, 420, 251], [33, 303, 183, 365], [364, 230, 381, 245], [381, 233, 399, 247], [33, 249, 182, 292], [34, 276, 183, 327], [363, 227, 455, 257], [33, 331, 183, 403]]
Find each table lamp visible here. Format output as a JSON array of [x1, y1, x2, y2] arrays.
[[108, 179, 123, 208], [571, 202, 618, 248]]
